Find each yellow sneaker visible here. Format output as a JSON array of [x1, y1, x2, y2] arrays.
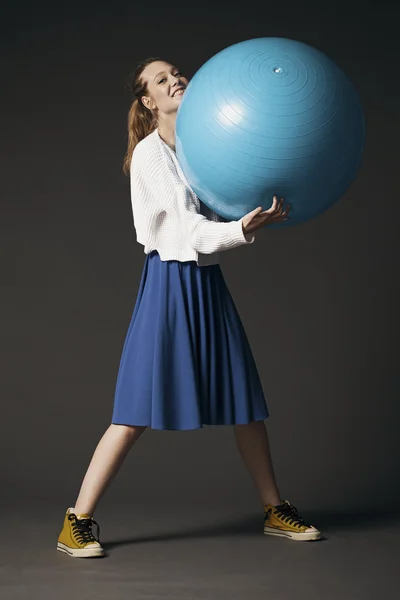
[[57, 507, 105, 557], [264, 499, 321, 541]]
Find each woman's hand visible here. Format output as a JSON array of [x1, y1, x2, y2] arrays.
[[241, 196, 290, 234]]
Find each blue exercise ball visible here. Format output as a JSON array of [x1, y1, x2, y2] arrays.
[[176, 37, 365, 227]]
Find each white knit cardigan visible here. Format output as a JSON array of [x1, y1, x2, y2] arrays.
[[129, 128, 256, 266]]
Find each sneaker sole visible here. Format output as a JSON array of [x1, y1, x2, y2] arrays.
[[264, 526, 321, 541], [57, 541, 105, 557]]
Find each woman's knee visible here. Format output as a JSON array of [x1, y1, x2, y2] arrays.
[[111, 423, 147, 440]]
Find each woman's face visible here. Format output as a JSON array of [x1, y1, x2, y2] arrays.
[[140, 60, 189, 116]]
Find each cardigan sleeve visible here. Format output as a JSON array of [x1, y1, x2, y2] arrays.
[[132, 141, 256, 255]]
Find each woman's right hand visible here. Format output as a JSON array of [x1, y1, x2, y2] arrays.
[[241, 196, 290, 234]]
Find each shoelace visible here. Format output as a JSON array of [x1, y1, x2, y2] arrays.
[[68, 513, 101, 545], [273, 501, 307, 527]]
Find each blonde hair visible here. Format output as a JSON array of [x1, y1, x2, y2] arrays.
[[122, 57, 162, 176]]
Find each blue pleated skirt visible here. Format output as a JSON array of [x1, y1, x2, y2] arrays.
[[111, 250, 269, 430]]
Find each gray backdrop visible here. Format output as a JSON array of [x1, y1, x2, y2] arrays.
[[2, 0, 399, 516]]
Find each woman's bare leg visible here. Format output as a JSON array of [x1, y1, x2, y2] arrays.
[[233, 420, 283, 507], [73, 423, 147, 516]]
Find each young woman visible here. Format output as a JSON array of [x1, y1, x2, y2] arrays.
[[57, 57, 321, 558]]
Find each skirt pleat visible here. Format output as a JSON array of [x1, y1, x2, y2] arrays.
[[111, 250, 269, 430]]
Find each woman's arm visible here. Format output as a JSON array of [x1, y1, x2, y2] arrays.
[[132, 142, 255, 255]]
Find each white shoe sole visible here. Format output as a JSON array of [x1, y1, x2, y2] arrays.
[[264, 526, 321, 541], [57, 541, 105, 557]]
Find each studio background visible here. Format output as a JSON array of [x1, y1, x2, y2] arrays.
[[3, 0, 399, 515]]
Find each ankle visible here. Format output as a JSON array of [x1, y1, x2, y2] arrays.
[[72, 505, 93, 518], [263, 497, 284, 508]]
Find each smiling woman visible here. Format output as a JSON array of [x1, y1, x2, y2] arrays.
[[139, 61, 189, 149], [56, 55, 320, 560], [122, 58, 189, 171]]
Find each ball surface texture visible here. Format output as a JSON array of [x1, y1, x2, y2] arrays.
[[176, 37, 365, 226]]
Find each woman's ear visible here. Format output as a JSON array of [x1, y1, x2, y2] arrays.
[[141, 96, 154, 111]]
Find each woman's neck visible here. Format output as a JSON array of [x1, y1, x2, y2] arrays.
[[157, 113, 177, 151]]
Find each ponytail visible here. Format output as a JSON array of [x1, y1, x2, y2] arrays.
[[123, 56, 161, 176], [122, 98, 157, 176]]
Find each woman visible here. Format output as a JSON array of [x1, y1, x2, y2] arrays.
[[57, 57, 321, 558]]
